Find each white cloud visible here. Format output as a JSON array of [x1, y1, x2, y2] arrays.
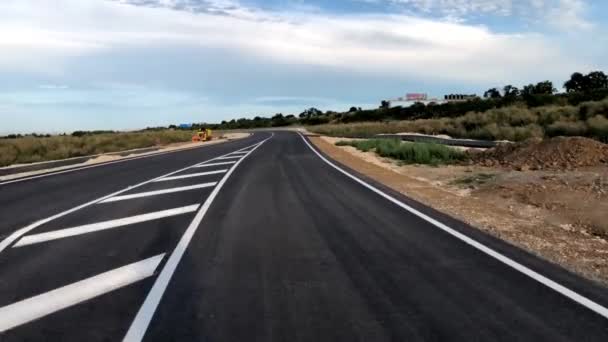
[[0, 0, 592, 85], [376, 0, 593, 30], [546, 0, 592, 31]]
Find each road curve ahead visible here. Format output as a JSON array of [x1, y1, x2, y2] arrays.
[[0, 131, 607, 341]]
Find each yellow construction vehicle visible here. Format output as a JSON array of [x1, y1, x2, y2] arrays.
[[192, 128, 213, 142]]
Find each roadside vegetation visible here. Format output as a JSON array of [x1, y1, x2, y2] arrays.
[[335, 139, 467, 165], [0, 130, 193, 167], [198, 71, 608, 134], [310, 98, 608, 142]]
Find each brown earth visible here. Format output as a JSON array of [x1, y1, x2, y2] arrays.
[[311, 135, 608, 287], [470, 136, 608, 171]]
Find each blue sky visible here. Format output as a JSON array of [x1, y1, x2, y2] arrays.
[[0, 0, 606, 134]]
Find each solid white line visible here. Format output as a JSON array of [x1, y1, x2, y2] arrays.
[[0, 253, 165, 333], [0, 138, 267, 253], [123, 133, 273, 342], [14, 205, 199, 247], [100, 183, 217, 203], [215, 156, 243, 160], [153, 170, 228, 182], [298, 133, 608, 320], [193, 161, 236, 168]]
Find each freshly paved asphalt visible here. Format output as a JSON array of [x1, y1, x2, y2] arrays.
[[0, 131, 607, 341]]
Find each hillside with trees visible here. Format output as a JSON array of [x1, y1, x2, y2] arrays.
[[196, 71, 608, 132]]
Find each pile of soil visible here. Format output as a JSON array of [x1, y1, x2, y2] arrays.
[[471, 137, 608, 170]]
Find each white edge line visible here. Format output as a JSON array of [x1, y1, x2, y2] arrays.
[[298, 133, 608, 320], [0, 138, 267, 254], [153, 170, 228, 182], [100, 182, 217, 203], [0, 253, 165, 333], [14, 205, 200, 247], [122, 133, 273, 342]]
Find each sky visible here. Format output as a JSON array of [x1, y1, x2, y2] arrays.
[[0, 0, 607, 134]]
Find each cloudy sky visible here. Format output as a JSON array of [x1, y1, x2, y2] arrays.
[[0, 0, 606, 133]]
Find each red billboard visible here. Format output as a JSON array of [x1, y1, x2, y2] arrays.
[[406, 93, 428, 101]]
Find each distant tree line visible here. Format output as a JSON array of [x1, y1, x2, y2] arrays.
[[3, 71, 607, 138], [195, 70, 608, 130]]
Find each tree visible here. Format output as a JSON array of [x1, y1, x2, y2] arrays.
[[564, 72, 586, 92], [586, 71, 608, 90], [533, 81, 556, 95], [503, 85, 520, 98], [380, 100, 390, 109], [299, 107, 322, 118], [484, 88, 502, 98], [564, 71, 608, 92], [349, 106, 358, 112]]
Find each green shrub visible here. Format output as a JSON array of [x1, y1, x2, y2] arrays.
[[579, 99, 608, 120], [546, 121, 588, 137], [587, 115, 608, 142], [336, 139, 467, 165]]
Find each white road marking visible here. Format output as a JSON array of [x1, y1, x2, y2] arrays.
[[215, 156, 243, 160], [193, 161, 236, 168], [0, 139, 266, 253], [0, 254, 165, 333], [14, 205, 199, 247], [153, 170, 228, 182], [100, 183, 217, 203], [122, 134, 273, 342], [228, 151, 248, 155], [298, 133, 608, 320]]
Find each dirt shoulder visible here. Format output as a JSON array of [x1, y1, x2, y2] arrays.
[[310, 135, 608, 287], [0, 132, 250, 181]]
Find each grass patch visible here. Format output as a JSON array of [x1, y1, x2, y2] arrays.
[[0, 130, 195, 167], [336, 139, 467, 165]]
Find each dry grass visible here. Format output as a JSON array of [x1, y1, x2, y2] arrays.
[[309, 98, 608, 142], [0, 130, 194, 167]]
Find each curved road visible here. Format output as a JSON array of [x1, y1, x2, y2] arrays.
[[0, 131, 607, 341]]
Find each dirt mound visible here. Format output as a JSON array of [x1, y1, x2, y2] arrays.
[[471, 137, 608, 170]]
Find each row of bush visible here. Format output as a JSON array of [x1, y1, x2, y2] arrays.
[[310, 98, 608, 142], [199, 88, 608, 131], [0, 130, 194, 167]]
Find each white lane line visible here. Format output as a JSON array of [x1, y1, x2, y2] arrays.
[[193, 161, 236, 168], [0, 253, 165, 333], [13, 205, 199, 247], [153, 170, 228, 182], [228, 151, 248, 155], [298, 133, 608, 320], [100, 183, 217, 203], [215, 156, 243, 160], [0, 138, 267, 254], [123, 133, 273, 342]]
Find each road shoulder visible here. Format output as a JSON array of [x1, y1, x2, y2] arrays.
[[308, 135, 608, 288]]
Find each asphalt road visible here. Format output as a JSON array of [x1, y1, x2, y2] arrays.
[[0, 131, 607, 341]]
